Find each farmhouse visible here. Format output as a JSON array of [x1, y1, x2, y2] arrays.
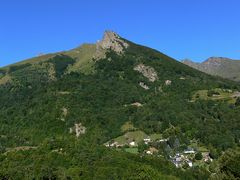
[[129, 141, 136, 147], [143, 137, 151, 144]]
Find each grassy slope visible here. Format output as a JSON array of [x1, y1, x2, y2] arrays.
[[64, 43, 97, 74], [192, 88, 239, 103], [0, 43, 96, 74]]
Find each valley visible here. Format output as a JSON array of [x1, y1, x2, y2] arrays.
[[105, 122, 213, 169]]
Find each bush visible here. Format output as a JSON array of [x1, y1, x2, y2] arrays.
[[235, 97, 240, 106], [8, 63, 31, 73], [207, 90, 220, 97], [195, 152, 203, 160], [209, 147, 220, 159]]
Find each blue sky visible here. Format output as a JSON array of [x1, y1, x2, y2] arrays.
[[0, 0, 240, 67]]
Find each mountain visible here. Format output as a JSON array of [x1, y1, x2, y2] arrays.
[[182, 57, 240, 82], [0, 31, 240, 179]]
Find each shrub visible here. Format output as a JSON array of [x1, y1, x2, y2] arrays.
[[235, 97, 240, 106], [195, 152, 203, 160], [207, 90, 220, 97]]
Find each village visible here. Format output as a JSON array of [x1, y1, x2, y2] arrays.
[[104, 124, 213, 169]]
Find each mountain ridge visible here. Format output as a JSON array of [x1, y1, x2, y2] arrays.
[[0, 31, 124, 68], [182, 57, 240, 82]]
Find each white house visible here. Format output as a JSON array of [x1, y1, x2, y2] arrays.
[[129, 141, 136, 146], [143, 137, 151, 144], [105, 143, 110, 147], [157, 138, 168, 142], [187, 161, 193, 167], [146, 150, 152, 155], [110, 142, 118, 147], [184, 148, 195, 154]]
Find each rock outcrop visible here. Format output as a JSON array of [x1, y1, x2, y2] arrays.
[[165, 80, 172, 86], [94, 31, 129, 59], [69, 123, 86, 137], [131, 102, 143, 107], [139, 82, 150, 90], [134, 64, 158, 82], [60, 107, 68, 121]]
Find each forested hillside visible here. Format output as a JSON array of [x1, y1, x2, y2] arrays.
[[0, 32, 239, 179]]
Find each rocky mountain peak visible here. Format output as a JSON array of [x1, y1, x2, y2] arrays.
[[95, 31, 129, 57], [181, 58, 193, 63], [182, 56, 240, 81], [203, 57, 229, 65], [182, 59, 197, 65]]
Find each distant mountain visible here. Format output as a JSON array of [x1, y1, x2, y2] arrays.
[[0, 31, 240, 179], [182, 57, 240, 82]]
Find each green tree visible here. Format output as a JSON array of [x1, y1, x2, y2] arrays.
[[138, 141, 148, 153], [235, 97, 240, 106], [195, 152, 203, 160]]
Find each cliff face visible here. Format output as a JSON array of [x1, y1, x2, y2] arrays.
[[98, 31, 129, 53], [95, 31, 129, 59]]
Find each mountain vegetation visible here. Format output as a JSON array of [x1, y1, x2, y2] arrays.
[[0, 31, 239, 179]]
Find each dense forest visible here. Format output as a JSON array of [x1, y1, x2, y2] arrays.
[[0, 36, 239, 179]]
